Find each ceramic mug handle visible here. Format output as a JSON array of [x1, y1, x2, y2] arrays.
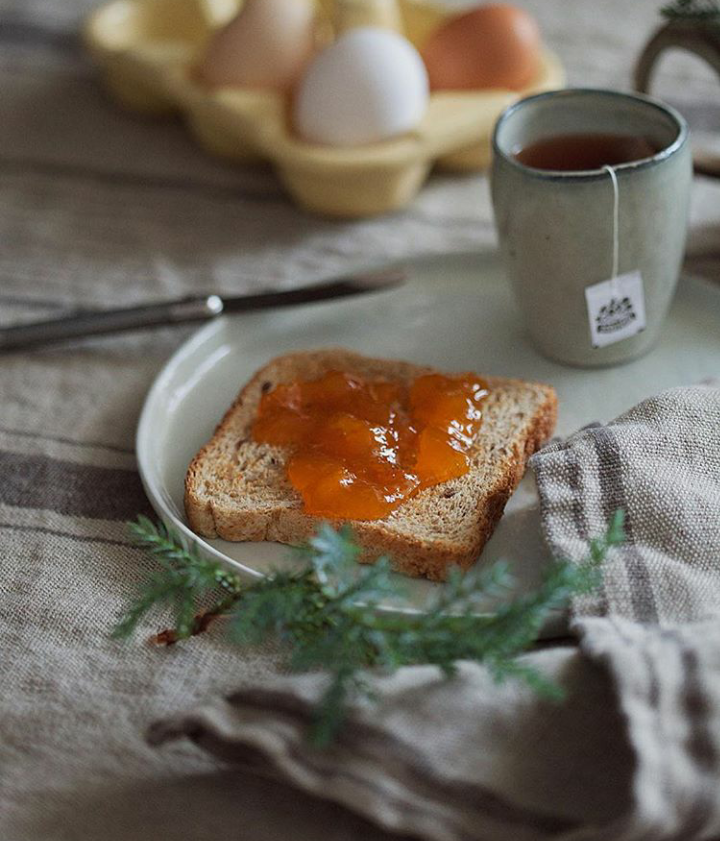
[[635, 20, 720, 179]]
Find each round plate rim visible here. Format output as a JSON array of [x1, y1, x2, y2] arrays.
[[135, 317, 271, 578]]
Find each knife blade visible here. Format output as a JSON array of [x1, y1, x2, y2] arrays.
[[0, 266, 406, 352]]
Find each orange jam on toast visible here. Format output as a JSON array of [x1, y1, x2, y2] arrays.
[[252, 370, 489, 520]]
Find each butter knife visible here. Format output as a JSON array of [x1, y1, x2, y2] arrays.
[[0, 267, 406, 351]]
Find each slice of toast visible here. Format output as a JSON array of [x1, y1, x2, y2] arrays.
[[185, 349, 557, 581]]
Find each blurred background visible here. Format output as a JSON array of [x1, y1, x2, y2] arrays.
[[1, 0, 718, 328]]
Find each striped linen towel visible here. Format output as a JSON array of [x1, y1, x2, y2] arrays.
[[150, 385, 720, 841], [533, 385, 720, 623]]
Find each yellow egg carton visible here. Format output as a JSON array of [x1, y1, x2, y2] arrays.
[[84, 0, 565, 217]]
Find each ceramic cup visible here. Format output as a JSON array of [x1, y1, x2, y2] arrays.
[[491, 88, 692, 367]]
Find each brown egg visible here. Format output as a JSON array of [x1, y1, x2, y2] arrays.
[[198, 0, 316, 91], [422, 4, 541, 92]]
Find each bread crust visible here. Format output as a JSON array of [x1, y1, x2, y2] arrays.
[[185, 348, 557, 581]]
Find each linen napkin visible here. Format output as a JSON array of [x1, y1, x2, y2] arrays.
[[532, 384, 720, 623], [150, 385, 720, 841]]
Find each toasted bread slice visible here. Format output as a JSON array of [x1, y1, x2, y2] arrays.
[[185, 349, 557, 581]]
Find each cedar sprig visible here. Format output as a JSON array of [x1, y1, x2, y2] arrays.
[[113, 515, 243, 640], [116, 511, 624, 746]]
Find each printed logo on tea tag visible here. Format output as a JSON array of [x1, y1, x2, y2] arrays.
[[585, 270, 646, 349]]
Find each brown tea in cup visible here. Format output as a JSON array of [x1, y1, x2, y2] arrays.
[[513, 133, 660, 171], [491, 89, 691, 367]]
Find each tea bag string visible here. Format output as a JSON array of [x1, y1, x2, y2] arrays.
[[603, 164, 620, 294]]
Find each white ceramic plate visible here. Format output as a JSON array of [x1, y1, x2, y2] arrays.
[[137, 251, 720, 624]]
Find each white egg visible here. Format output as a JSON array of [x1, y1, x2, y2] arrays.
[[293, 27, 429, 146]]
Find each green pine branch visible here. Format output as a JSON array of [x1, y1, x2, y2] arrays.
[[113, 516, 243, 640], [116, 511, 624, 746]]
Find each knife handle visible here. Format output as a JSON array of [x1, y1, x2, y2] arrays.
[[0, 295, 224, 351]]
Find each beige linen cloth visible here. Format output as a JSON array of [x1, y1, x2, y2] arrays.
[[150, 386, 720, 841], [2, 0, 720, 839]]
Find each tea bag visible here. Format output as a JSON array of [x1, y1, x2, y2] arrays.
[[584, 166, 647, 349]]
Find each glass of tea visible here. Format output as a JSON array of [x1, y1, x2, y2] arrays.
[[491, 88, 691, 367]]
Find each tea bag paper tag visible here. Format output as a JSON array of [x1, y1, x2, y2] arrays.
[[585, 270, 646, 348]]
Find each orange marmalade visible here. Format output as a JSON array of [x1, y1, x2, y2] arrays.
[[252, 370, 489, 520]]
